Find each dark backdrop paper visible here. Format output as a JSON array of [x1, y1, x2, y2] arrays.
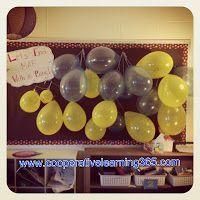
[[7, 41, 188, 145]]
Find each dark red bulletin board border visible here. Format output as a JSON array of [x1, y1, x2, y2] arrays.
[[7, 41, 188, 145]]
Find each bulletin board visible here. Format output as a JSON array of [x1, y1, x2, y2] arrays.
[[7, 40, 190, 145]]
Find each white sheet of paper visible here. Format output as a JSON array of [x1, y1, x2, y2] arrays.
[[7, 46, 54, 87]]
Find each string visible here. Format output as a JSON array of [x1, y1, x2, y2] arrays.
[[82, 49, 86, 62], [50, 81, 60, 89], [78, 49, 86, 68], [116, 99, 125, 114], [155, 79, 160, 88], [116, 52, 130, 114], [123, 52, 132, 67], [117, 52, 124, 72], [122, 52, 125, 75], [79, 50, 83, 66], [34, 85, 48, 91], [47, 81, 53, 89], [34, 81, 60, 92], [76, 49, 83, 57]]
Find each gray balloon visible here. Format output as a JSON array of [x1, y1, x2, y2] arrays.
[[99, 70, 125, 100], [136, 89, 161, 116], [86, 46, 119, 74], [60, 68, 87, 102], [52, 54, 80, 79], [109, 114, 125, 133], [125, 66, 153, 96], [172, 66, 193, 96]]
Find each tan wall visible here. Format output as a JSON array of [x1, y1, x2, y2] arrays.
[[28, 7, 193, 142], [29, 7, 193, 40]]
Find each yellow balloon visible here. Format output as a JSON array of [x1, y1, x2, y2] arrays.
[[157, 104, 186, 135], [20, 90, 40, 113], [124, 111, 155, 143], [85, 69, 100, 98], [85, 119, 106, 141], [92, 100, 117, 128], [40, 89, 53, 104], [158, 74, 188, 107], [63, 102, 86, 131], [36, 100, 63, 135], [136, 51, 173, 79]]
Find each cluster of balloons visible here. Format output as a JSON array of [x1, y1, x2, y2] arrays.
[[20, 89, 53, 113], [135, 51, 189, 136], [19, 89, 120, 140], [19, 47, 190, 143], [19, 89, 63, 135], [157, 74, 188, 135], [51, 47, 121, 102], [52, 48, 187, 105]]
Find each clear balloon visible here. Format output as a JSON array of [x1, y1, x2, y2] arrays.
[[125, 66, 153, 96], [52, 54, 80, 80], [157, 104, 186, 135], [36, 100, 63, 135], [172, 66, 193, 96], [85, 119, 106, 141], [136, 51, 173, 79], [20, 90, 40, 113], [108, 114, 125, 133], [40, 90, 53, 104], [124, 111, 155, 143], [158, 74, 188, 107], [85, 46, 119, 74], [63, 102, 86, 132], [85, 69, 100, 98], [60, 68, 87, 102], [99, 70, 125, 100], [136, 89, 161, 116], [92, 100, 118, 128]]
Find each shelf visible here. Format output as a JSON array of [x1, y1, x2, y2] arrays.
[[90, 182, 192, 193], [85, 147, 193, 157], [90, 183, 172, 189], [83, 148, 193, 193], [7, 149, 78, 159]]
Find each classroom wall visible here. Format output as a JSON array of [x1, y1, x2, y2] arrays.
[[28, 7, 193, 142], [29, 7, 193, 40]]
